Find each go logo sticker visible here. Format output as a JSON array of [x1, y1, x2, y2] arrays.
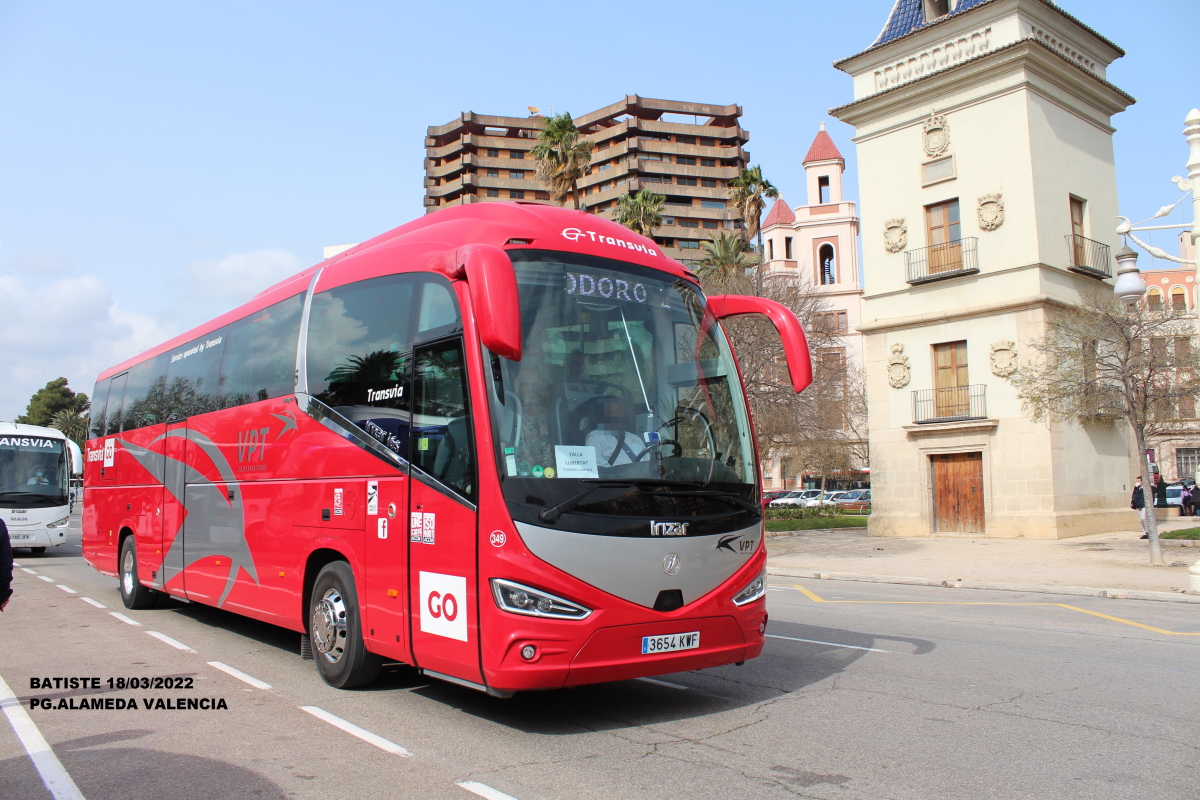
[[419, 571, 467, 642]]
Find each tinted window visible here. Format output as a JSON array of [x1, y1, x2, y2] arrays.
[[105, 373, 128, 435], [219, 293, 305, 408], [121, 354, 170, 431], [307, 274, 416, 457], [416, 279, 460, 337], [89, 379, 110, 440], [164, 330, 226, 420], [412, 338, 475, 500]]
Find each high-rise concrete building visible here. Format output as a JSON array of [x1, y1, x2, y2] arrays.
[[424, 95, 750, 264]]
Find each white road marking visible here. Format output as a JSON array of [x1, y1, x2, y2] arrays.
[[145, 631, 196, 652], [20, 568, 35, 574], [207, 661, 271, 690], [766, 633, 891, 653], [458, 781, 522, 800], [109, 612, 141, 626], [300, 706, 411, 756], [38, 575, 55, 583], [636, 677, 691, 690], [80, 597, 106, 609], [0, 672, 87, 800], [56, 585, 76, 594]]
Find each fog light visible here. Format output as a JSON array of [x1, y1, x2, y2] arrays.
[[520, 645, 537, 661], [759, 618, 768, 634]]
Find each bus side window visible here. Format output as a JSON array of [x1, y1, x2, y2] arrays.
[[416, 278, 461, 338], [306, 274, 416, 458], [411, 338, 475, 500], [89, 378, 111, 440], [121, 353, 170, 431], [105, 373, 128, 436], [164, 330, 226, 420], [219, 292, 305, 409]]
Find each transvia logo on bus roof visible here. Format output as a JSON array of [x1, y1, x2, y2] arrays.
[[561, 227, 661, 258]]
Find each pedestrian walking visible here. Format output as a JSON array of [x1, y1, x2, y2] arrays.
[[0, 518, 12, 611], [1131, 477, 1148, 539]]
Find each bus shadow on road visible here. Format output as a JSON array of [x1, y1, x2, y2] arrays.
[[158, 598, 300, 654], [1, 729, 288, 800]]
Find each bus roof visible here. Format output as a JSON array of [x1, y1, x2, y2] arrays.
[[98, 202, 698, 382], [0, 422, 70, 441]]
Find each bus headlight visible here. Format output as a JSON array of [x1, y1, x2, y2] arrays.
[[47, 517, 70, 529], [732, 571, 766, 606], [491, 579, 592, 620]]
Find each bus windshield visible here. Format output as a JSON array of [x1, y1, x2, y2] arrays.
[[487, 250, 758, 531], [0, 435, 68, 508]]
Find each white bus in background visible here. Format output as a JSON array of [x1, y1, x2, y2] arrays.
[[0, 422, 82, 554]]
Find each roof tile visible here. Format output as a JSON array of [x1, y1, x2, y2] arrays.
[[763, 198, 796, 228]]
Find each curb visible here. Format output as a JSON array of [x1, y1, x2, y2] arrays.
[[765, 566, 1200, 604]]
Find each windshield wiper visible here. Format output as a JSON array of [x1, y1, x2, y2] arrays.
[[650, 489, 760, 515], [536, 478, 757, 524], [537, 480, 638, 524]]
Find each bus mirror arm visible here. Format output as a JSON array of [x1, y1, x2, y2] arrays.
[[706, 295, 813, 393], [458, 244, 523, 361]]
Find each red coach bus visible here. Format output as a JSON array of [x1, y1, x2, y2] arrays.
[[83, 202, 811, 695]]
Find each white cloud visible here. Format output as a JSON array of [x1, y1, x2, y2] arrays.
[[0, 247, 305, 421]]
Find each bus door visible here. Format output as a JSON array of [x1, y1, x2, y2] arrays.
[[160, 419, 189, 598], [407, 336, 481, 684]]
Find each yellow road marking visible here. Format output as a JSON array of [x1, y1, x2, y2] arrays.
[[784, 584, 1200, 636]]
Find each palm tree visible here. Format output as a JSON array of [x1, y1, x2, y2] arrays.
[[728, 165, 779, 295], [50, 409, 88, 447], [697, 233, 757, 288], [531, 112, 594, 209], [615, 190, 665, 237]]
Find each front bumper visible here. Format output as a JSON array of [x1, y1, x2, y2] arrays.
[[6, 527, 62, 548]]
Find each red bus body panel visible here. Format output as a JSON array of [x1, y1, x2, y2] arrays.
[[83, 202, 776, 693]]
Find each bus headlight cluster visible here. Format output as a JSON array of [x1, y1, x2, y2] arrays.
[[491, 579, 592, 620], [732, 571, 766, 606], [47, 517, 70, 529]]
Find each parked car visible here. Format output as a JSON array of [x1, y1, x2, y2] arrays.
[[837, 489, 872, 513], [1165, 484, 1184, 509], [805, 491, 846, 508], [770, 490, 822, 508], [763, 491, 791, 505]]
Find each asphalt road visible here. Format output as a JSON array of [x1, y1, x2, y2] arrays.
[[2, 516, 1198, 800]]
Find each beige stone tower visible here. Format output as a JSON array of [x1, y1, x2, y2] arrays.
[[830, 0, 1137, 538]]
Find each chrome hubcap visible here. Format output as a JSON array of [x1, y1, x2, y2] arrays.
[[121, 548, 135, 595], [311, 588, 348, 664]]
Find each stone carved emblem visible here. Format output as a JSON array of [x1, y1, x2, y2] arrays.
[[978, 193, 1004, 231], [922, 113, 950, 158], [887, 343, 911, 389], [989, 340, 1018, 377], [883, 218, 908, 253]]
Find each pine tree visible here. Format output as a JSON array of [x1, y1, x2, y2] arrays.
[[15, 378, 90, 427]]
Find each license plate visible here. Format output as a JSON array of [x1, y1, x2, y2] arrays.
[[641, 631, 700, 655], [11, 534, 31, 541]]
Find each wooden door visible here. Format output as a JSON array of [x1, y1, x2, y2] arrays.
[[933, 341, 968, 418], [926, 200, 962, 272], [932, 452, 984, 533]]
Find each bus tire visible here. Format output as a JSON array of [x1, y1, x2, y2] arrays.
[[309, 561, 381, 689], [119, 537, 156, 610], [29, 547, 46, 555]]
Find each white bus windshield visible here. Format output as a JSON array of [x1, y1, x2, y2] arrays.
[[0, 435, 69, 508], [486, 251, 758, 531]]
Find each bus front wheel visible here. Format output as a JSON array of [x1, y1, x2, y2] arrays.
[[119, 538, 156, 610], [309, 561, 381, 689]]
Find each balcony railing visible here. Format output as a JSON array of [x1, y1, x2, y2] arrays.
[[905, 237, 979, 284], [1065, 234, 1112, 279], [912, 385, 988, 424]]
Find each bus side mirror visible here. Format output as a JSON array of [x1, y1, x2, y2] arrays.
[[706, 295, 813, 393], [67, 440, 83, 476], [459, 244, 522, 361]]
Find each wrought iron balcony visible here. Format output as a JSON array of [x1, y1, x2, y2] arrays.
[[905, 237, 979, 284], [912, 385, 988, 424], [1066, 234, 1112, 279]]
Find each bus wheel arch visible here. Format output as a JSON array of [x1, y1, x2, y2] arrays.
[[303, 551, 381, 689]]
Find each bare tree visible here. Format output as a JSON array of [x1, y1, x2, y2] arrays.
[[699, 266, 866, 486], [1009, 288, 1200, 565]]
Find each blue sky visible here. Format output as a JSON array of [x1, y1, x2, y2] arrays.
[[0, 0, 1195, 419]]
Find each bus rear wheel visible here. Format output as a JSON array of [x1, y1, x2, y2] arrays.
[[119, 538, 156, 610], [309, 561, 381, 689]]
